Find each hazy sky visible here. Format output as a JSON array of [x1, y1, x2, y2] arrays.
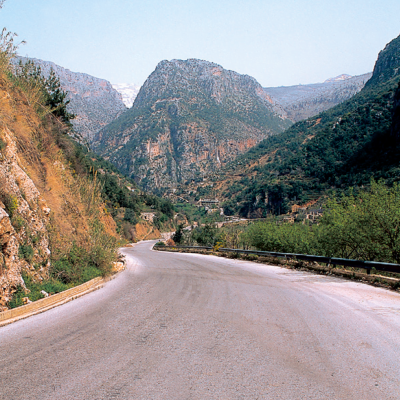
[[1, 0, 400, 87]]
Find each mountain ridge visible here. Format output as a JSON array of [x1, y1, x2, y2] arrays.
[[93, 58, 292, 193], [15, 57, 127, 141], [112, 83, 141, 108], [264, 72, 372, 122]]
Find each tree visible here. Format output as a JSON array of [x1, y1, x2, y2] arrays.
[[14, 61, 75, 126], [172, 224, 184, 244], [320, 180, 400, 262], [191, 224, 218, 246], [44, 69, 75, 126]]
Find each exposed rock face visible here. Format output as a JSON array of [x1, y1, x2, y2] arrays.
[[264, 73, 372, 122], [0, 127, 51, 310], [366, 35, 400, 87], [112, 83, 141, 108], [93, 59, 291, 192], [16, 57, 127, 142]]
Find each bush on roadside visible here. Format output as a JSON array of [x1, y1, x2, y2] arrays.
[[165, 238, 176, 247]]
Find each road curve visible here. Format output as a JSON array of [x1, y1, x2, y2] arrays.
[[1, 240, 400, 399]]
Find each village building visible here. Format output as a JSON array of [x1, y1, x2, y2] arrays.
[[305, 208, 324, 221], [140, 212, 157, 222], [198, 198, 220, 207]]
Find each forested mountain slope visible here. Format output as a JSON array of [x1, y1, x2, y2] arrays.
[[207, 34, 400, 218]]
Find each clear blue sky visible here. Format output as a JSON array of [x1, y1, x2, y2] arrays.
[[1, 0, 400, 87]]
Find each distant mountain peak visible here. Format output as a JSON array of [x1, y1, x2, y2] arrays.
[[264, 72, 372, 122], [112, 83, 141, 108], [324, 74, 352, 83]]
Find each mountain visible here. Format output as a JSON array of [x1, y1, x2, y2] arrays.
[[263, 73, 372, 122], [112, 83, 141, 108], [15, 57, 127, 141], [324, 74, 352, 83], [193, 34, 400, 218], [93, 59, 292, 193], [365, 34, 400, 87]]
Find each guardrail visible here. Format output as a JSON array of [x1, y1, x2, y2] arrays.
[[157, 245, 213, 250], [154, 245, 400, 274]]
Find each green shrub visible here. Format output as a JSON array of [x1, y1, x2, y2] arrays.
[[243, 253, 258, 261], [31, 234, 40, 244], [40, 279, 70, 294], [0, 138, 6, 151], [18, 244, 34, 262], [8, 285, 26, 309], [80, 265, 102, 282], [2, 194, 18, 217], [227, 252, 240, 259], [11, 215, 25, 231], [50, 238, 115, 285], [51, 246, 87, 284], [87, 244, 114, 277]]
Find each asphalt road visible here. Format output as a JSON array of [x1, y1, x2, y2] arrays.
[[1, 240, 400, 399]]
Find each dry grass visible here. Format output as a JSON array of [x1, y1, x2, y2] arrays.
[[0, 54, 121, 272]]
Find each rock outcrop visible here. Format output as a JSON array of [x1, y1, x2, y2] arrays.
[[93, 59, 292, 192], [0, 59, 120, 310], [0, 127, 51, 310], [366, 34, 400, 87]]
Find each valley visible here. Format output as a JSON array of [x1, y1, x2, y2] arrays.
[[2, 26, 400, 310], [2, 2, 400, 399]]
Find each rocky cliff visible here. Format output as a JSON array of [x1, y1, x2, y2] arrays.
[[16, 57, 127, 142], [366, 34, 400, 87], [264, 73, 372, 122], [0, 125, 51, 310], [93, 59, 291, 192]]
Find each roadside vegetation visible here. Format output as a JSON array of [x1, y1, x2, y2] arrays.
[[175, 180, 400, 265]]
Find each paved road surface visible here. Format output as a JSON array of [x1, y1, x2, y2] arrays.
[[1, 241, 400, 399]]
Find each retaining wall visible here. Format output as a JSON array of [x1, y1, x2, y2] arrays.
[[0, 276, 106, 327]]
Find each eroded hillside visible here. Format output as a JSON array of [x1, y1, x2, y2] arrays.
[[0, 55, 120, 310]]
